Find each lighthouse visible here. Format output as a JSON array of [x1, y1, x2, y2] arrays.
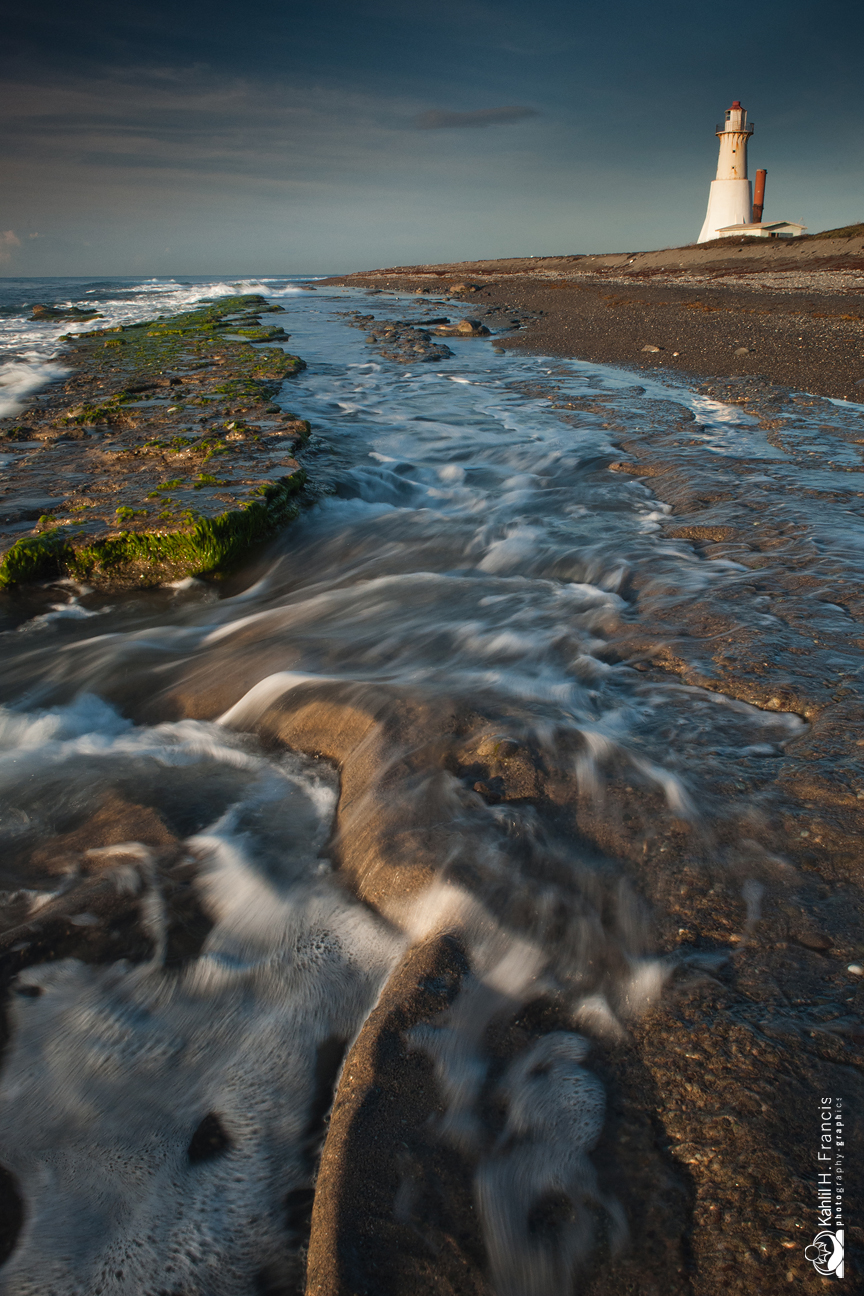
[[697, 101, 753, 243]]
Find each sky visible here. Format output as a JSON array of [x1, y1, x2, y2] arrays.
[[2, 0, 862, 276]]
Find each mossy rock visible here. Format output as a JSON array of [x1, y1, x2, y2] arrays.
[[2, 294, 311, 591], [0, 473, 306, 590]]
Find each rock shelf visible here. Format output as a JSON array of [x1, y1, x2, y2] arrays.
[[343, 312, 454, 363], [0, 295, 310, 590]]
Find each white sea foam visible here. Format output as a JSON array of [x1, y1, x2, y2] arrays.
[[0, 358, 69, 418], [0, 876, 402, 1295], [477, 525, 543, 573], [0, 693, 131, 753], [476, 1033, 625, 1296], [0, 699, 403, 1295]]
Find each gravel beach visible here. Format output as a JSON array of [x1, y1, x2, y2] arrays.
[[324, 225, 864, 403]]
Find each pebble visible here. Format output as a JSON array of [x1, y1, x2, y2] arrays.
[[848, 964, 863, 975], [434, 318, 491, 337]]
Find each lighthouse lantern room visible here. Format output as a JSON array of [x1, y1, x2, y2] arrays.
[[697, 101, 754, 243]]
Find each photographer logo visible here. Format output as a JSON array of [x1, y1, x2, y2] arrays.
[[805, 1230, 844, 1278]]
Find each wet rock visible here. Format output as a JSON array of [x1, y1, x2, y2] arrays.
[[30, 304, 101, 322], [0, 496, 67, 523], [0, 792, 213, 986], [306, 914, 642, 1296], [305, 935, 484, 1296], [607, 460, 668, 477], [249, 682, 446, 908], [434, 319, 491, 338], [345, 312, 453, 365], [668, 524, 736, 543], [454, 731, 545, 802]]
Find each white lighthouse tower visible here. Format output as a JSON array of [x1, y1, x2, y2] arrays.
[[697, 101, 753, 243]]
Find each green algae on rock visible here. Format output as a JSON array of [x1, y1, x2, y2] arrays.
[[0, 474, 306, 590], [0, 295, 312, 590]]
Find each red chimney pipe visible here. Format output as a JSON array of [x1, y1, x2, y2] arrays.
[[752, 169, 767, 224]]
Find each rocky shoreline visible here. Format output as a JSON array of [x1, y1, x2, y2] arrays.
[[323, 225, 864, 402], [1, 268, 863, 1293], [0, 295, 310, 591]]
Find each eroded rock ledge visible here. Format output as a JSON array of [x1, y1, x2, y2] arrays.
[[0, 294, 310, 590]]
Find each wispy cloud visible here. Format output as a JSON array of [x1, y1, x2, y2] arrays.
[[415, 105, 538, 130], [0, 230, 21, 264], [0, 66, 420, 185]]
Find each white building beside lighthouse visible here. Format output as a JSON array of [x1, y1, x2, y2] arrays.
[[697, 101, 753, 243]]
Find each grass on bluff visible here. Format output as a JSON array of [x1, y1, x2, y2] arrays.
[[808, 222, 864, 240]]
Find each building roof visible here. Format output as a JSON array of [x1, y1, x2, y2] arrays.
[[718, 221, 807, 237]]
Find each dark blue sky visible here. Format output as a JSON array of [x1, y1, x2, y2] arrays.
[[2, 0, 862, 274]]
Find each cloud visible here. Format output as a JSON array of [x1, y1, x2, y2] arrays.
[[0, 229, 21, 263], [415, 105, 538, 130], [0, 66, 425, 184]]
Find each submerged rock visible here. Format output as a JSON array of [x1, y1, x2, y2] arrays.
[[344, 311, 453, 364]]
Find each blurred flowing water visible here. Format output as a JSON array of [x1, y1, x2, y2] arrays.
[[1, 279, 863, 1294]]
